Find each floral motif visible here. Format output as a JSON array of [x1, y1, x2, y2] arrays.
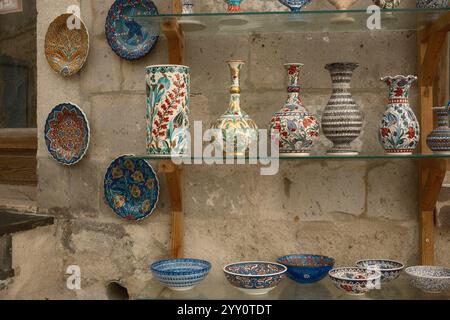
[[151, 259, 211, 290], [105, 0, 159, 60], [270, 63, 319, 156], [146, 65, 190, 156], [406, 266, 450, 293], [44, 103, 90, 165], [329, 268, 381, 295], [45, 14, 89, 77], [278, 0, 312, 12], [104, 155, 159, 221], [224, 0, 245, 12], [426, 104, 450, 154], [277, 254, 335, 284], [416, 0, 448, 8], [379, 75, 420, 154], [373, 0, 401, 9], [356, 259, 404, 282]]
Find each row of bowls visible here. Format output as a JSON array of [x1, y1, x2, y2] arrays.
[[150, 255, 450, 296]]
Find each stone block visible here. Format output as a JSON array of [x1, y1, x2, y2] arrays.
[[437, 205, 450, 228], [367, 161, 418, 220]]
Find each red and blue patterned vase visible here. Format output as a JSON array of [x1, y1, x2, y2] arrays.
[[426, 102, 450, 155], [270, 63, 319, 157], [379, 75, 420, 155], [224, 0, 244, 12], [146, 65, 190, 156]]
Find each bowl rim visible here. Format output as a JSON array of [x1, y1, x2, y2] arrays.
[[405, 266, 450, 280], [150, 258, 212, 276], [223, 261, 287, 277], [277, 254, 336, 268], [355, 259, 405, 272], [328, 267, 382, 281]]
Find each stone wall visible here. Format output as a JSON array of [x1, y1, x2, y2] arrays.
[[2, 0, 449, 299]]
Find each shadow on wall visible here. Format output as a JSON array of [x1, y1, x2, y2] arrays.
[[106, 281, 130, 300]]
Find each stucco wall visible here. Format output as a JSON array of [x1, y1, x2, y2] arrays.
[[2, 0, 449, 299]]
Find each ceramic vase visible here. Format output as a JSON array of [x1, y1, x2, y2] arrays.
[[224, 0, 244, 12], [373, 0, 401, 8], [270, 63, 319, 157], [179, 0, 206, 32], [211, 60, 258, 157], [322, 63, 363, 156], [278, 0, 312, 12], [426, 103, 450, 154], [327, 0, 358, 23], [379, 75, 419, 155], [416, 0, 448, 8], [146, 65, 190, 156]]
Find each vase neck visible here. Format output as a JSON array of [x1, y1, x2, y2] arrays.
[[182, 0, 193, 14], [228, 61, 244, 112], [435, 107, 450, 127], [329, 70, 354, 91], [382, 76, 416, 101], [285, 64, 303, 105], [226, 0, 242, 12]]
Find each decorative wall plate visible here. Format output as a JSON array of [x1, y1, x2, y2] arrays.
[[44, 13, 89, 77], [105, 0, 159, 60], [104, 155, 159, 221], [44, 102, 90, 165]]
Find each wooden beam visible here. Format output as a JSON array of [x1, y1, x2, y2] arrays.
[[162, 19, 184, 65], [421, 31, 448, 86], [172, 0, 182, 14], [0, 129, 37, 151], [420, 11, 450, 42]]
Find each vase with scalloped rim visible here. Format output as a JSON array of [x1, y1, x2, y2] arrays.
[[278, 0, 312, 24], [373, 0, 401, 20], [179, 0, 206, 32], [221, 0, 248, 26], [379, 75, 420, 155], [328, 0, 358, 24], [211, 60, 258, 157], [322, 63, 363, 156], [270, 63, 319, 157], [426, 102, 450, 154]]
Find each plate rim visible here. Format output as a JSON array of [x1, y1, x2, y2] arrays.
[[103, 154, 160, 221], [105, 0, 160, 61], [44, 13, 90, 77], [44, 101, 91, 166]]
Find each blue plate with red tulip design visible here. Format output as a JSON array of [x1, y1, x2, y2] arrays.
[[104, 155, 159, 221], [105, 0, 159, 60]]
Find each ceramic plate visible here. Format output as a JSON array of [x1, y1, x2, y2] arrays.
[[104, 155, 159, 221], [45, 14, 89, 77], [44, 102, 90, 165], [105, 0, 159, 60]]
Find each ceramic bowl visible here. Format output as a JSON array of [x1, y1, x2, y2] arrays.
[[356, 259, 404, 282], [328, 267, 381, 296], [223, 261, 287, 295], [405, 266, 450, 293], [277, 254, 335, 284], [150, 259, 211, 291]]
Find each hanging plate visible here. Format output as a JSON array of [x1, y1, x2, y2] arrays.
[[44, 13, 89, 77], [44, 102, 90, 165], [105, 0, 159, 60], [104, 155, 160, 221]]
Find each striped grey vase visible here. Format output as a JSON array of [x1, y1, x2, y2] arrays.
[[322, 63, 363, 156]]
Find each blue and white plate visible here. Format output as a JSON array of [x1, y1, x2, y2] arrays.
[[44, 102, 90, 166], [104, 155, 159, 221], [151, 259, 212, 291], [105, 0, 159, 60]]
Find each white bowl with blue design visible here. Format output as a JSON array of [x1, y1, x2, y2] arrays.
[[405, 266, 450, 294], [356, 259, 404, 282], [150, 259, 211, 291], [223, 261, 287, 295]]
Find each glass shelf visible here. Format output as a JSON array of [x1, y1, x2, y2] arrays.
[[128, 153, 450, 162], [133, 8, 450, 36], [137, 275, 450, 300]]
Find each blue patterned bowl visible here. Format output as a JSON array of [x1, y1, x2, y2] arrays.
[[277, 254, 335, 284], [405, 266, 450, 293], [356, 259, 404, 282], [329, 267, 381, 296], [223, 261, 287, 295], [150, 259, 211, 291]]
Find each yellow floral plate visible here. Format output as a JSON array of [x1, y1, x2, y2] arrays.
[[44, 13, 89, 77], [104, 155, 159, 221]]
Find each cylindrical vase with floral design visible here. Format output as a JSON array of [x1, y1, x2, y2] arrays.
[[146, 65, 190, 156]]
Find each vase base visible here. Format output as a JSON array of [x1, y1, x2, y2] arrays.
[[179, 19, 206, 32], [219, 17, 248, 26], [432, 151, 450, 155], [280, 153, 310, 157], [326, 151, 359, 156], [385, 152, 413, 156]]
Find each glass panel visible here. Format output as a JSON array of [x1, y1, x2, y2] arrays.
[[0, 0, 36, 128], [133, 8, 449, 36], [138, 275, 450, 300]]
